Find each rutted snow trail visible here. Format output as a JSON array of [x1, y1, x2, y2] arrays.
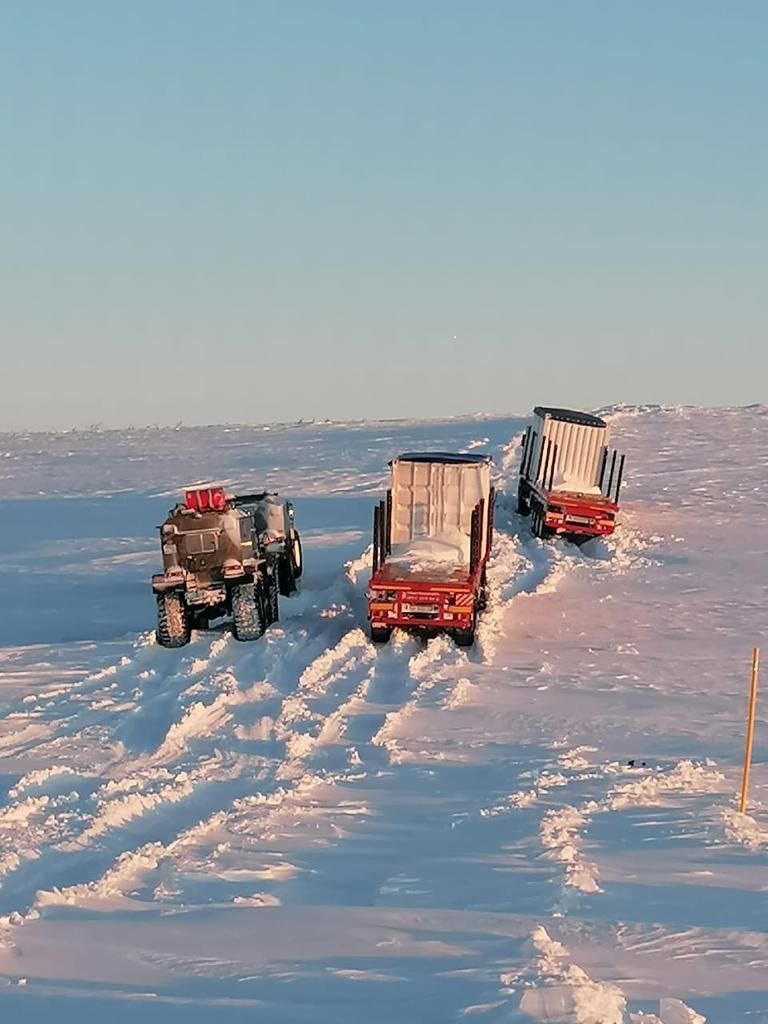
[[1, 409, 767, 1023]]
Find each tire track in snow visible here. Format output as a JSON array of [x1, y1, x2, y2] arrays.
[[537, 759, 728, 902], [14, 628, 457, 913], [0, 539, 383, 919], [0, 572, 364, 920], [0, 462, 651, 939]]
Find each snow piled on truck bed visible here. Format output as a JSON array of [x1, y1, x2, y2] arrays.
[[0, 406, 767, 1023]]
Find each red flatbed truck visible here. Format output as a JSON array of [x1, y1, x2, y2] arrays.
[[517, 407, 625, 541], [367, 452, 495, 647]]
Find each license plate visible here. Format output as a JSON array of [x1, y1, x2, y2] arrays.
[[568, 515, 592, 525], [402, 603, 439, 614]]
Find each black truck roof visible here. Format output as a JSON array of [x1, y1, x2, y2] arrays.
[[533, 407, 606, 429], [394, 452, 492, 466]]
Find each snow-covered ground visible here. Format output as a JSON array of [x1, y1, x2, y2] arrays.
[[0, 407, 766, 1023]]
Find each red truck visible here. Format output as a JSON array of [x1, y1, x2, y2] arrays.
[[517, 407, 625, 541], [366, 452, 495, 646]]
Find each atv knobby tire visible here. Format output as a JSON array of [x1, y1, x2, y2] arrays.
[[156, 592, 191, 648], [231, 581, 265, 641]]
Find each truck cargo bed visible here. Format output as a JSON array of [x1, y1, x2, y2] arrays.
[[372, 561, 472, 586]]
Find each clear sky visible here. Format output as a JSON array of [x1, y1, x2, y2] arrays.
[[1, 2, 765, 431]]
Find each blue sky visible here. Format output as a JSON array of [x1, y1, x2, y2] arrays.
[[1, 2, 765, 430]]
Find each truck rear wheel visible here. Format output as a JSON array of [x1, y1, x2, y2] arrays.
[[453, 615, 476, 648], [531, 504, 551, 539], [370, 625, 392, 644], [156, 592, 191, 648], [231, 582, 265, 641], [531, 505, 541, 537]]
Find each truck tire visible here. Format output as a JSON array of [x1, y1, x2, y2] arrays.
[[531, 505, 540, 537], [156, 592, 191, 648], [231, 582, 265, 641], [291, 531, 303, 579], [267, 569, 279, 624], [532, 504, 553, 540], [517, 486, 530, 516], [370, 625, 392, 644], [453, 612, 477, 648], [278, 553, 297, 597], [531, 504, 543, 538]]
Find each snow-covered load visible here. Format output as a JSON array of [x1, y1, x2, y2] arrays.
[[517, 407, 625, 540], [367, 453, 495, 646], [151, 486, 302, 648]]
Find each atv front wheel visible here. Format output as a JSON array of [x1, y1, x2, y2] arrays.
[[291, 531, 303, 579], [156, 592, 191, 648], [278, 552, 297, 597], [231, 582, 265, 641]]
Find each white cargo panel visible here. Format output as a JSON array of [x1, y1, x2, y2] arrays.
[[527, 409, 608, 494], [390, 455, 492, 566]]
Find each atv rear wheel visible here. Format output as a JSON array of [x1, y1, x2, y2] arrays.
[[156, 592, 191, 648], [231, 581, 265, 641]]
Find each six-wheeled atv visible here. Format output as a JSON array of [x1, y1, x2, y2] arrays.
[[151, 485, 302, 648]]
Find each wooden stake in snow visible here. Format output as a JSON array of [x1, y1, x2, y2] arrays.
[[739, 647, 760, 814]]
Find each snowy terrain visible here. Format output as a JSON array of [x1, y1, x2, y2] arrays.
[[0, 407, 767, 1023]]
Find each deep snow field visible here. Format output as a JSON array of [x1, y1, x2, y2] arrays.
[[0, 406, 767, 1023]]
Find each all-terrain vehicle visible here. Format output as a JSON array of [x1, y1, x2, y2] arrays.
[[151, 485, 302, 648]]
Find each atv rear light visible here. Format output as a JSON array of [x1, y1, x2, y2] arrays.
[[165, 566, 184, 579], [222, 560, 244, 577], [185, 486, 227, 512]]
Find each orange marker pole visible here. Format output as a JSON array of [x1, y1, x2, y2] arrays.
[[739, 648, 760, 814]]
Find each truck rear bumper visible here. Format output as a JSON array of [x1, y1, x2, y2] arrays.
[[368, 589, 476, 631], [546, 517, 616, 537]]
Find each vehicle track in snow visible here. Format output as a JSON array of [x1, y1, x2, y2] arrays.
[[0, 571, 364, 920], [0, 474, 607, 939]]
